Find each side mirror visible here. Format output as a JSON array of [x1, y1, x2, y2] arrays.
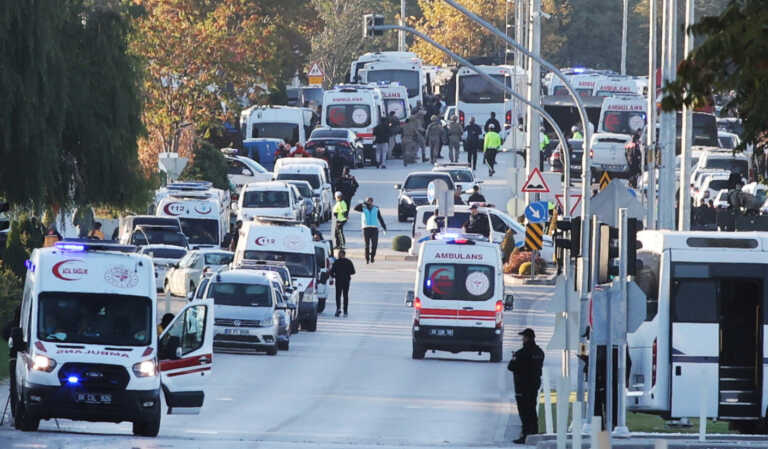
[[404, 290, 415, 307], [504, 294, 514, 311], [10, 327, 26, 352], [394, 184, 401, 190]]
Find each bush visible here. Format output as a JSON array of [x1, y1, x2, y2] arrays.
[[3, 219, 29, 279], [504, 251, 546, 275], [179, 139, 230, 190], [0, 266, 22, 331], [392, 235, 411, 252], [518, 261, 532, 275], [500, 229, 517, 263]]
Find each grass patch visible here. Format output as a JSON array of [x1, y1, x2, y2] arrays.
[[0, 339, 8, 381]]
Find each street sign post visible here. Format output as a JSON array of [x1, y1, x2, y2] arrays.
[[307, 63, 323, 86], [521, 167, 550, 194]]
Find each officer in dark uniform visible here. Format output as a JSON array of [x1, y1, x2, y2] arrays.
[[507, 328, 545, 444]]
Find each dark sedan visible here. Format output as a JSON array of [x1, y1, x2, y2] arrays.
[[305, 128, 365, 169], [394, 172, 455, 222]]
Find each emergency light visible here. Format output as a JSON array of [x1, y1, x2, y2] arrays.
[[67, 376, 80, 384], [54, 239, 137, 253]]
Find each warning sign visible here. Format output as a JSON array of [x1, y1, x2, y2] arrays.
[[308, 63, 323, 86], [525, 223, 544, 251], [555, 193, 583, 217], [599, 172, 611, 191], [521, 168, 550, 193]]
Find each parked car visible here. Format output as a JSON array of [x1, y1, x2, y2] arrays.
[[164, 249, 234, 298], [394, 171, 455, 222], [305, 128, 365, 169], [138, 244, 188, 292], [283, 180, 321, 225], [549, 139, 583, 177]]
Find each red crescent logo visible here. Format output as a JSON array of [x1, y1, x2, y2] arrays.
[[52, 259, 87, 281], [429, 268, 453, 295], [194, 204, 212, 215], [163, 202, 184, 216], [255, 236, 265, 246]]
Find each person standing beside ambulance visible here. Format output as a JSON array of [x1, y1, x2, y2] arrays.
[[353, 197, 387, 264], [508, 328, 544, 444], [373, 118, 390, 169]]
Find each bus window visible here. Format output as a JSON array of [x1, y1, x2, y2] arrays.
[[635, 251, 660, 321], [671, 278, 718, 323]]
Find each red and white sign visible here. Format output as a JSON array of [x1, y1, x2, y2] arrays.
[[104, 265, 140, 289], [521, 168, 550, 193], [308, 63, 323, 77], [52, 259, 88, 281], [555, 193, 583, 217], [163, 202, 186, 216], [254, 236, 277, 246]]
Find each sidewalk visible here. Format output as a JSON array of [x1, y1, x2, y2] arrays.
[[528, 433, 768, 448]]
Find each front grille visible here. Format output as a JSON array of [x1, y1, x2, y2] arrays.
[[412, 197, 429, 206], [214, 334, 261, 343], [215, 318, 262, 328], [57, 363, 130, 390]]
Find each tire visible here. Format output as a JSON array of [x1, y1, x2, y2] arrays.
[[303, 317, 317, 332], [266, 345, 278, 356], [392, 235, 411, 252], [290, 317, 299, 334], [132, 402, 161, 437], [14, 397, 40, 432], [490, 343, 503, 363], [278, 340, 290, 351], [412, 341, 426, 360]]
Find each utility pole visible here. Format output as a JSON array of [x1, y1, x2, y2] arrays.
[[614, 209, 630, 435], [678, 0, 694, 230], [525, 0, 542, 206], [646, 0, 658, 230], [658, 0, 678, 230], [399, 0, 406, 52], [620, 0, 628, 75]]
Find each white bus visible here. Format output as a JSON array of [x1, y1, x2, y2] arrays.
[[628, 231, 768, 433], [454, 65, 526, 134]]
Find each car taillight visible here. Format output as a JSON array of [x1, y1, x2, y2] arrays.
[[414, 297, 422, 325], [495, 300, 503, 327], [652, 338, 657, 387], [505, 110, 512, 125], [458, 111, 465, 125], [589, 149, 594, 158], [552, 151, 561, 160]]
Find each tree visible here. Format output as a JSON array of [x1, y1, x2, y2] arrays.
[[662, 1, 767, 149], [309, 0, 398, 87], [130, 0, 317, 172], [178, 140, 230, 191], [0, 1, 148, 210]]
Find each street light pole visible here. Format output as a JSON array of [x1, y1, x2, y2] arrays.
[[620, 0, 628, 75], [647, 0, 658, 229], [658, 0, 678, 230], [399, 0, 406, 52], [679, 0, 694, 230], [525, 0, 542, 206]]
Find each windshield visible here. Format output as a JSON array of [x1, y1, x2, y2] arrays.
[[404, 174, 455, 190], [131, 229, 187, 248], [366, 70, 420, 97], [458, 74, 511, 104], [719, 135, 736, 149], [243, 250, 315, 278], [423, 264, 495, 301], [180, 218, 219, 245], [37, 293, 151, 346], [708, 179, 730, 191], [204, 252, 233, 265], [276, 173, 320, 189], [143, 247, 187, 259], [286, 182, 312, 197], [311, 130, 348, 139], [601, 111, 646, 134], [300, 87, 324, 106], [251, 122, 300, 145], [326, 104, 371, 128], [385, 99, 407, 119], [447, 170, 473, 182], [210, 282, 272, 307], [243, 190, 289, 208], [704, 158, 748, 175], [422, 211, 470, 228]]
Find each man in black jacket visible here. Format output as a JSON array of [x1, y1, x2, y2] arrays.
[[330, 250, 356, 317], [484, 112, 501, 133], [467, 185, 486, 203], [508, 328, 545, 444], [465, 117, 483, 170], [462, 204, 490, 238], [373, 119, 390, 169]]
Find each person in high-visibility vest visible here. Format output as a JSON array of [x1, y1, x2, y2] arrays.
[[483, 124, 502, 177], [571, 125, 583, 140], [332, 192, 348, 249]]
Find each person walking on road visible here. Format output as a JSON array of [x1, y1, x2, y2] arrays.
[[373, 118, 390, 168], [401, 117, 419, 166], [446, 115, 463, 163], [336, 167, 359, 208], [425, 115, 446, 165], [464, 117, 483, 170], [484, 112, 501, 133], [353, 197, 387, 264], [483, 124, 501, 177], [333, 192, 348, 249], [388, 111, 402, 160], [508, 328, 545, 445], [468, 184, 486, 203], [330, 249, 356, 317]]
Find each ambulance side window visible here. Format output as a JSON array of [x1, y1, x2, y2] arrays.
[[160, 305, 207, 358]]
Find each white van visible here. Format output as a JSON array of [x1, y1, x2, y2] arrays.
[[237, 181, 303, 222], [156, 189, 230, 249], [406, 235, 509, 362], [8, 240, 213, 436], [322, 84, 385, 149], [239, 105, 315, 146], [234, 219, 318, 331], [375, 82, 411, 122], [273, 162, 333, 222], [594, 77, 640, 97], [590, 95, 646, 178]]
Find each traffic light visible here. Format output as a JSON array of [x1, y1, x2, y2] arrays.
[[598, 223, 619, 284], [626, 217, 642, 276], [554, 216, 581, 257], [363, 14, 384, 38]]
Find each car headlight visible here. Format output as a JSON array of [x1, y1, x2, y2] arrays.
[[30, 354, 57, 372], [401, 194, 413, 205], [260, 317, 275, 327], [132, 358, 158, 377]]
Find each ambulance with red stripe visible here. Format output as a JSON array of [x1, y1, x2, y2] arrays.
[[8, 240, 214, 437], [407, 235, 505, 362], [321, 84, 385, 154]]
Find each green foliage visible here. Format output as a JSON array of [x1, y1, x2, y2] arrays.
[[0, 265, 23, 352], [0, 1, 150, 210], [179, 140, 230, 191], [662, 0, 768, 150], [392, 235, 412, 252], [3, 219, 30, 279], [500, 228, 517, 264]]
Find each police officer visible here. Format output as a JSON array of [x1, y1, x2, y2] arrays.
[[508, 328, 544, 444]]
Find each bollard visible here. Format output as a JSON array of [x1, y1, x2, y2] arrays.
[[542, 369, 554, 434], [572, 401, 583, 449], [556, 376, 568, 449], [654, 439, 668, 449], [698, 384, 707, 441]]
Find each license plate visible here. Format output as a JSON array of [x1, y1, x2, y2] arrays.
[[602, 164, 624, 171], [223, 328, 251, 335], [429, 328, 454, 337], [76, 393, 112, 405]]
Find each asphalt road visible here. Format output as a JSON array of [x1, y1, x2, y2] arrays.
[[0, 152, 560, 448]]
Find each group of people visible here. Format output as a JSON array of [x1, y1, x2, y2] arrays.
[[372, 111, 404, 169], [274, 142, 310, 160]]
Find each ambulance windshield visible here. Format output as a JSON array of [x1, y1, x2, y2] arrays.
[[423, 264, 495, 301], [37, 293, 152, 346], [243, 250, 315, 278], [180, 218, 219, 245]]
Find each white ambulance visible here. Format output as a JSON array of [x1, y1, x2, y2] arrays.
[[239, 105, 315, 146], [406, 234, 510, 362], [376, 82, 411, 123], [322, 84, 385, 150], [233, 218, 318, 331], [8, 240, 213, 436], [594, 77, 640, 97], [156, 188, 230, 249], [590, 95, 647, 178]]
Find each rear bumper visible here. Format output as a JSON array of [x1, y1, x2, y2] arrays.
[[413, 325, 502, 352], [22, 383, 158, 423]]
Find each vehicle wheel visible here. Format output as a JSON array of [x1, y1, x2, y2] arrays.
[[14, 397, 40, 432], [412, 341, 426, 360], [317, 297, 326, 314], [490, 343, 503, 363], [278, 340, 290, 351], [266, 346, 278, 356], [303, 318, 317, 332], [132, 401, 161, 437]]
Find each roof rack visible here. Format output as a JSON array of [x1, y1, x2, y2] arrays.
[[55, 239, 137, 253]]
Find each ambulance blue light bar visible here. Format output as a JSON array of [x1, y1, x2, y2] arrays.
[[435, 233, 479, 245], [54, 239, 137, 253]]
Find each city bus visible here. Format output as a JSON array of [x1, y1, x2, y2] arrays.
[[454, 65, 526, 135]]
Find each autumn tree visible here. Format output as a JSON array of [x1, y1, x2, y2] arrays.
[[129, 0, 316, 171]]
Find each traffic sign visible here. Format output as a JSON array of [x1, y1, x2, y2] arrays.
[[599, 171, 611, 191], [525, 201, 549, 223], [521, 168, 550, 193], [555, 193, 583, 216], [525, 223, 544, 250], [307, 63, 323, 86]]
